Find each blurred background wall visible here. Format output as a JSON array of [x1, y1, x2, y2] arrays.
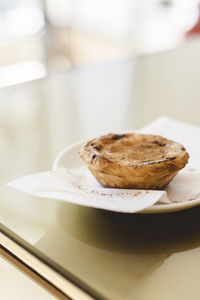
[[0, 0, 200, 127], [0, 0, 200, 84]]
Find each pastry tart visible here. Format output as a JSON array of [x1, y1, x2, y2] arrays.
[[79, 133, 189, 190]]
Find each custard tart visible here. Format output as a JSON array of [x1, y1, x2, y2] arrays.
[[79, 133, 189, 190]]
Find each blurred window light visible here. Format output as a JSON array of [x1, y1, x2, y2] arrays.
[[46, 0, 135, 39], [45, 0, 200, 54], [171, 0, 200, 32], [3, 6, 45, 38], [0, 60, 47, 88], [46, 0, 72, 27], [0, 1, 46, 85]]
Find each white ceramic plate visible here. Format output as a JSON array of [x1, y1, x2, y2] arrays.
[[53, 140, 200, 214]]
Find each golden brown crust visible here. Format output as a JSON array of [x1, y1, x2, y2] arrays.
[[79, 133, 189, 190]]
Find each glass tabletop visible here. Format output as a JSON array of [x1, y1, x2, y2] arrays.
[[1, 46, 200, 300]]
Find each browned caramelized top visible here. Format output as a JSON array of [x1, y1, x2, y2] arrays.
[[85, 133, 186, 166]]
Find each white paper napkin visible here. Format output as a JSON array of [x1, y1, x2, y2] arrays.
[[7, 117, 200, 213], [7, 167, 168, 213]]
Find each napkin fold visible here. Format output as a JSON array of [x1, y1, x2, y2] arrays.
[[7, 117, 200, 213]]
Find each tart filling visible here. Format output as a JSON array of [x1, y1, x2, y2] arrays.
[[79, 133, 189, 190]]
